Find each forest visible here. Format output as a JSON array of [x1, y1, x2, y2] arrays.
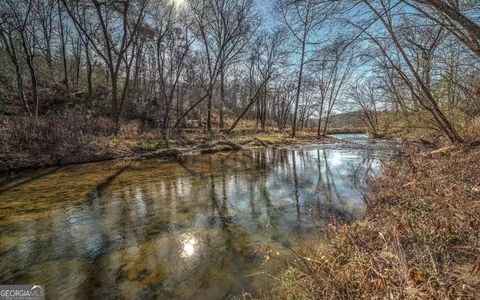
[[0, 0, 479, 299], [0, 0, 478, 169]]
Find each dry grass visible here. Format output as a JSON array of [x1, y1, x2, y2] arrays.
[[0, 116, 161, 171], [0, 117, 343, 171], [463, 116, 480, 143], [380, 112, 480, 146], [267, 144, 480, 299]]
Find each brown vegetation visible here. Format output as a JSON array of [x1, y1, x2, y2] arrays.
[[267, 142, 480, 299], [0, 115, 345, 172], [0, 0, 479, 298]]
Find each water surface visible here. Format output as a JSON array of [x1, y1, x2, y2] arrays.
[[0, 135, 398, 299]]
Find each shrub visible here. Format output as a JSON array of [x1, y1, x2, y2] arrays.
[[90, 116, 117, 136], [6, 116, 83, 152], [120, 120, 141, 139], [135, 142, 158, 152]]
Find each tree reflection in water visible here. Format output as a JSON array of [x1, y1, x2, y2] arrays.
[[0, 140, 398, 299]]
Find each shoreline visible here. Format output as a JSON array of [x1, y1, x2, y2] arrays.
[[268, 142, 480, 299], [0, 133, 343, 185]]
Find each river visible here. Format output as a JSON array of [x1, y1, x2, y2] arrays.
[[0, 134, 399, 299]]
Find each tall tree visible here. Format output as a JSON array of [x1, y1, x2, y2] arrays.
[[62, 0, 149, 124], [277, 0, 334, 137], [361, 0, 464, 143]]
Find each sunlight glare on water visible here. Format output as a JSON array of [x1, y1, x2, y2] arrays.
[[0, 135, 399, 299], [181, 235, 197, 258]]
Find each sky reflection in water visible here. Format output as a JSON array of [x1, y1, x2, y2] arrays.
[[0, 137, 398, 299]]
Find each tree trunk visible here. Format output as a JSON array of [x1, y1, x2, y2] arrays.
[[421, 0, 480, 56], [20, 33, 38, 119], [292, 36, 306, 138], [261, 86, 267, 130], [317, 96, 325, 137], [219, 68, 225, 129], [85, 40, 93, 106], [207, 91, 213, 132], [364, 0, 463, 143], [111, 76, 119, 124], [58, 3, 69, 90]]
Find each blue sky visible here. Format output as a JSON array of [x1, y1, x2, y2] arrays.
[[254, 0, 276, 29]]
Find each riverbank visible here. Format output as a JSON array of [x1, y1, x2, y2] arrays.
[[0, 129, 341, 175], [268, 142, 480, 299], [0, 133, 383, 298]]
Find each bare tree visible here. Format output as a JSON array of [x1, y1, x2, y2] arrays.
[[348, 78, 382, 137], [152, 0, 194, 142], [277, 0, 334, 137], [229, 29, 284, 132], [403, 0, 480, 57], [360, 0, 463, 143], [313, 39, 355, 136], [0, 15, 30, 115], [62, 0, 149, 124], [179, 0, 255, 133], [3, 0, 39, 119], [32, 0, 55, 77]]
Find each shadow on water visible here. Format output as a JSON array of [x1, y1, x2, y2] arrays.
[[0, 135, 399, 299], [86, 166, 130, 201], [0, 167, 63, 194]]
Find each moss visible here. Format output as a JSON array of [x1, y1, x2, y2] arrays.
[[447, 233, 462, 245], [256, 136, 285, 145], [135, 142, 158, 152], [407, 201, 433, 215]]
